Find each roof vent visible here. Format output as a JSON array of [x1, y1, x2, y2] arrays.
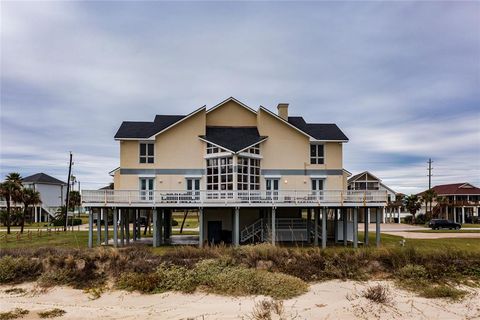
[[277, 103, 289, 120]]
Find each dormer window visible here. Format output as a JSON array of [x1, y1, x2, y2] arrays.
[[139, 142, 154, 163], [310, 144, 324, 164]]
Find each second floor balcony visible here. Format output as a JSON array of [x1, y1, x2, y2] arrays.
[[81, 189, 388, 208]]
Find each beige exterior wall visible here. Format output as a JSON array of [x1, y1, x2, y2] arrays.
[[257, 109, 310, 169], [206, 100, 257, 127], [114, 101, 347, 192]]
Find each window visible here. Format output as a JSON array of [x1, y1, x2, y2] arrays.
[[139, 178, 154, 200], [206, 143, 221, 154], [140, 143, 154, 163], [310, 144, 324, 164], [245, 145, 260, 155], [311, 179, 324, 191], [206, 157, 233, 190], [237, 157, 260, 190]]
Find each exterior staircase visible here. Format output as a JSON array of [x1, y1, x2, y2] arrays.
[[240, 219, 264, 243]]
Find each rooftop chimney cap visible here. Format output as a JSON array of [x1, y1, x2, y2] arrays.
[[277, 103, 289, 120]]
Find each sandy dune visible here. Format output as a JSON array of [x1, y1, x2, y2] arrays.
[[1, 281, 479, 320]]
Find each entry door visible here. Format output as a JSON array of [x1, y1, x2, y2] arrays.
[[140, 178, 154, 201], [208, 221, 222, 244], [311, 179, 324, 200], [187, 178, 200, 200], [266, 179, 279, 200]]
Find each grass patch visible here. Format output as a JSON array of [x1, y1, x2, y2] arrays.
[[117, 259, 307, 299], [251, 299, 285, 320], [0, 256, 42, 284], [4, 288, 27, 295], [362, 284, 391, 304], [38, 309, 66, 318], [406, 230, 480, 233], [0, 308, 29, 320], [421, 284, 468, 300]]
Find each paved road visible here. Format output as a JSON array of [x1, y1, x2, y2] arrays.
[[377, 223, 480, 239]]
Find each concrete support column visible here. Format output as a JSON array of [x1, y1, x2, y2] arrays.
[[322, 207, 327, 249], [453, 208, 457, 223], [199, 208, 204, 248], [271, 207, 276, 245], [462, 207, 465, 224], [136, 209, 141, 240], [125, 209, 130, 245], [88, 209, 93, 248], [353, 207, 358, 249], [97, 209, 102, 246], [119, 209, 125, 247], [382, 207, 385, 224], [133, 209, 137, 241], [364, 207, 369, 246], [367, 208, 371, 224], [113, 208, 118, 248], [104, 209, 109, 246], [234, 207, 240, 246], [397, 207, 401, 224], [307, 209, 312, 244], [376, 208, 381, 247], [153, 208, 161, 247], [343, 208, 348, 246], [314, 208, 319, 247], [334, 208, 338, 243]]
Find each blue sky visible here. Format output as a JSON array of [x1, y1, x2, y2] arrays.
[[1, 1, 479, 194]]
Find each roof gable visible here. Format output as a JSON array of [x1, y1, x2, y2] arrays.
[[348, 171, 382, 183], [199, 127, 267, 153], [206, 98, 257, 127], [206, 97, 257, 115]]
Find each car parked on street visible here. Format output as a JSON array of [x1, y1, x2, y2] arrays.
[[428, 219, 461, 230]]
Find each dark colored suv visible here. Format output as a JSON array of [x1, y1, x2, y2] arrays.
[[428, 219, 461, 230]]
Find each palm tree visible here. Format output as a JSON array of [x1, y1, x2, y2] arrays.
[[0, 173, 23, 234], [405, 194, 422, 224], [20, 188, 42, 233], [422, 189, 437, 219]]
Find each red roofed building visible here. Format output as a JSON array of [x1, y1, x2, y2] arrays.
[[418, 183, 480, 223]]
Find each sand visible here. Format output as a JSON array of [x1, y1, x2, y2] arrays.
[[1, 280, 479, 320]]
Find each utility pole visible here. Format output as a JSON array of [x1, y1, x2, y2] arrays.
[[65, 152, 73, 231], [427, 158, 433, 190]]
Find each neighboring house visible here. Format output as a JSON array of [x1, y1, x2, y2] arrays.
[[347, 171, 407, 223], [22, 173, 67, 222], [418, 183, 480, 224], [82, 97, 387, 248]]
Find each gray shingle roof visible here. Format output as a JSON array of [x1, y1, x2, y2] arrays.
[[288, 117, 349, 141], [200, 127, 267, 152], [114, 115, 185, 139], [22, 173, 66, 185]]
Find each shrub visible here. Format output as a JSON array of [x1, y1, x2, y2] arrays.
[[171, 219, 179, 226], [0, 256, 42, 284], [251, 299, 285, 320], [362, 284, 391, 304], [117, 259, 307, 299], [38, 309, 66, 318], [415, 214, 426, 225], [421, 285, 467, 300], [0, 308, 29, 320], [52, 217, 82, 227], [397, 264, 428, 280]]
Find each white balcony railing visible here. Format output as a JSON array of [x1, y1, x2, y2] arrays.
[[81, 189, 387, 206]]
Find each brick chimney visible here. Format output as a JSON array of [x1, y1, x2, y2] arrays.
[[277, 103, 289, 120]]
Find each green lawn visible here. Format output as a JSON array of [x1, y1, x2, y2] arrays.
[[2, 229, 480, 254], [405, 229, 480, 234], [462, 224, 480, 228], [172, 211, 199, 229]]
